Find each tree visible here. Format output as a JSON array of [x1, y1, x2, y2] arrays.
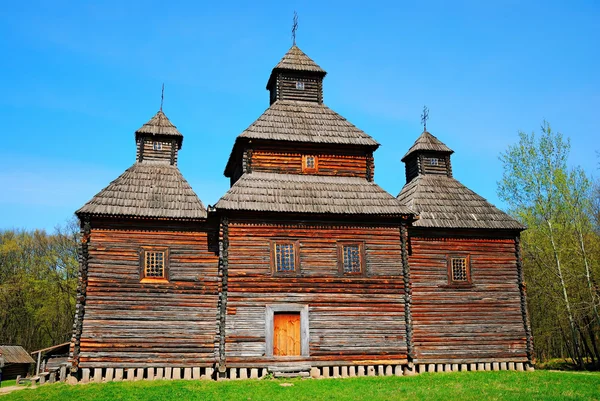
[[498, 121, 600, 368]]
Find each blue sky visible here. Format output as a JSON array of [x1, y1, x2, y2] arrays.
[[1, 0, 598, 231]]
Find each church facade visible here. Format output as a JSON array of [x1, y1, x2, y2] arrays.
[[70, 44, 533, 381]]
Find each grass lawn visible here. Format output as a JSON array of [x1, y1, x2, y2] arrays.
[[1, 371, 599, 401]]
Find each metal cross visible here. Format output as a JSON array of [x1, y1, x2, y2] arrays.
[[292, 11, 298, 46], [160, 83, 164, 111], [421, 105, 429, 131]]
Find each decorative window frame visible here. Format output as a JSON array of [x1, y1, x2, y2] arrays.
[[302, 155, 319, 173], [270, 240, 300, 276], [295, 81, 305, 90], [337, 241, 366, 276], [139, 247, 169, 283], [153, 141, 163, 151], [447, 254, 472, 286], [265, 304, 309, 358]]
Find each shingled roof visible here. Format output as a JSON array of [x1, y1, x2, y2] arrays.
[[237, 100, 379, 146], [216, 172, 413, 216], [397, 175, 524, 230], [401, 131, 453, 161], [77, 162, 207, 219], [135, 110, 182, 138], [272, 45, 326, 74], [0, 345, 35, 364]]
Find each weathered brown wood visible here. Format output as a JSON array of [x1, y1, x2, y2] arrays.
[[77, 219, 219, 368], [408, 233, 528, 363]]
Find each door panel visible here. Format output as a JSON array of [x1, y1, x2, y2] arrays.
[[273, 312, 301, 356]]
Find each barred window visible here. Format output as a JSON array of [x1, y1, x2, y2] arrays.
[[338, 242, 364, 275], [448, 255, 470, 284], [153, 141, 162, 151], [296, 81, 305, 90], [145, 251, 165, 278], [430, 157, 438, 166], [302, 155, 318, 173], [342, 245, 361, 273], [274, 243, 296, 273]]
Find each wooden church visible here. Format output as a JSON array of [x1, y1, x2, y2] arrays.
[[70, 42, 533, 381]]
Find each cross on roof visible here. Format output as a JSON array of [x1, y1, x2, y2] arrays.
[[160, 83, 165, 111], [421, 105, 429, 131], [292, 11, 298, 46]]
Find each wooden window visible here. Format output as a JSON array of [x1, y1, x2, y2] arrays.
[[296, 81, 305, 90], [447, 254, 471, 285], [153, 141, 162, 151], [140, 248, 169, 282], [271, 241, 299, 274], [430, 157, 438, 166], [302, 155, 318, 173], [338, 242, 365, 275]]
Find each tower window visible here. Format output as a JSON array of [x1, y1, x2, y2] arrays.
[[302, 155, 318, 173], [140, 247, 169, 282], [447, 254, 471, 285], [153, 141, 162, 151], [296, 81, 305, 90], [430, 158, 438, 166]]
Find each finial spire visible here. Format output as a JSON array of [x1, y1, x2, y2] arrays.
[[421, 105, 429, 132], [292, 11, 298, 46], [160, 83, 165, 111]]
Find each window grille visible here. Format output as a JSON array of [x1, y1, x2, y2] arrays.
[[296, 81, 305, 90], [451, 257, 468, 282], [144, 251, 165, 278], [342, 245, 361, 273], [275, 243, 296, 272], [430, 158, 438, 166], [302, 155, 318, 172], [153, 142, 162, 151], [305, 156, 315, 169]]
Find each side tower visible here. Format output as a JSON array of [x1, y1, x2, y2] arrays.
[[215, 45, 415, 377], [398, 129, 534, 371], [71, 110, 219, 380]]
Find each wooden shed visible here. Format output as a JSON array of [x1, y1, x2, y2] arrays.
[[0, 346, 35, 380]]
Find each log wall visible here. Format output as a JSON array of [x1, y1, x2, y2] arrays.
[[137, 138, 178, 165], [250, 147, 370, 178], [223, 219, 408, 366], [78, 219, 219, 368], [408, 233, 528, 363]]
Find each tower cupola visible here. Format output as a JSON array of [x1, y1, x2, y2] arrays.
[[135, 110, 183, 165], [401, 130, 454, 183], [266, 45, 327, 105]]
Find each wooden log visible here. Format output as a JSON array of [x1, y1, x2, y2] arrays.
[[173, 368, 181, 380], [115, 368, 123, 381], [239, 368, 248, 380], [230, 368, 237, 380], [126, 368, 135, 381], [105, 368, 114, 382], [323, 367, 330, 378], [184, 368, 192, 380], [94, 368, 102, 383], [385, 365, 393, 376], [165, 367, 172, 380], [357, 366, 365, 377], [500, 362, 507, 371], [395, 365, 403, 376], [204, 367, 213, 379], [49, 372, 56, 383], [516, 363, 524, 371], [60, 366, 67, 382], [332, 366, 340, 378], [477, 363, 484, 371], [367, 366, 376, 376], [310, 367, 320, 379], [492, 362, 500, 371], [428, 364, 435, 373], [135, 368, 144, 381], [341, 366, 349, 378], [155, 368, 163, 380], [193, 367, 201, 380], [250, 368, 258, 379], [82, 368, 90, 383], [349, 366, 356, 377]]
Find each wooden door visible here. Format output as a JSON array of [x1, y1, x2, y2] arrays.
[[273, 312, 301, 356]]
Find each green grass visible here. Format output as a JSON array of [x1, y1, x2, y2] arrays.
[[1, 371, 599, 401]]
